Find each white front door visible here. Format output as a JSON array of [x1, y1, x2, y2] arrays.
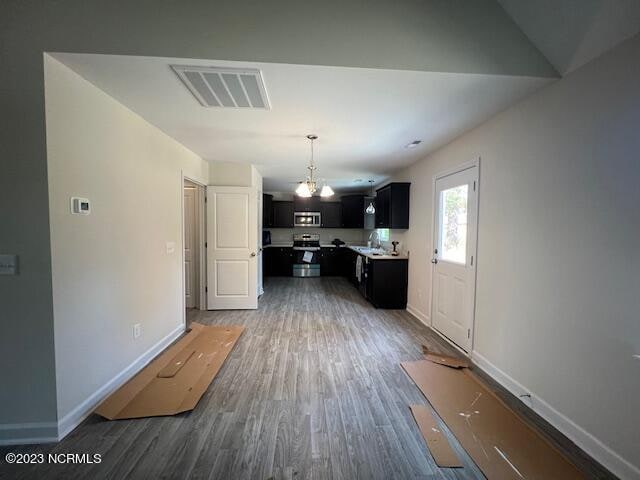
[[184, 185, 197, 308], [206, 186, 258, 310], [432, 164, 478, 352]]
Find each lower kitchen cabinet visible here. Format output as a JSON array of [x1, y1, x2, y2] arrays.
[[263, 247, 294, 276], [364, 258, 408, 309], [319, 247, 341, 276], [342, 247, 359, 284]]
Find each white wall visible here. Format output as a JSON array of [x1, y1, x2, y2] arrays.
[[393, 35, 640, 478], [44, 55, 209, 430], [209, 161, 254, 186], [209, 161, 263, 189]]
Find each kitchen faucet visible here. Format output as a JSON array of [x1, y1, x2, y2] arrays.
[[368, 230, 381, 249]]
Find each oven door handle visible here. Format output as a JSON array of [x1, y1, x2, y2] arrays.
[[293, 246, 320, 251]]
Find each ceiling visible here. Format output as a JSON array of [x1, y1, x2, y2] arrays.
[[52, 53, 551, 192], [498, 0, 640, 74], [46, 1, 640, 193]]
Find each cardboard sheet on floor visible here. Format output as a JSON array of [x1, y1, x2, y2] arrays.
[[409, 405, 462, 468], [401, 360, 585, 480], [95, 323, 244, 420], [421, 345, 469, 369]]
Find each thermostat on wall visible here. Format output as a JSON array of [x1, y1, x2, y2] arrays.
[[71, 197, 91, 215]]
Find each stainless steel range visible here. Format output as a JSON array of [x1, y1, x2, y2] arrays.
[[292, 233, 321, 277]]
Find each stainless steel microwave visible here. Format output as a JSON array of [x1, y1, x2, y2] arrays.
[[294, 211, 321, 227]]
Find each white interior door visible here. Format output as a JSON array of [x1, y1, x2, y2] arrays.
[[184, 185, 197, 308], [432, 165, 478, 352], [257, 192, 263, 296], [206, 186, 258, 310]]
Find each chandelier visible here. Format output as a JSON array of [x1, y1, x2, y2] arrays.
[[295, 135, 334, 197]]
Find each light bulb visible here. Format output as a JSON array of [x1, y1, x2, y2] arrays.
[[320, 185, 334, 197], [296, 182, 312, 197], [365, 202, 375, 214]]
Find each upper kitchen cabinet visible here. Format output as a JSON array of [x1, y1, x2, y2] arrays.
[[375, 182, 410, 229], [320, 202, 342, 228], [263, 193, 273, 228], [272, 201, 294, 228], [340, 194, 365, 228], [294, 195, 321, 212]]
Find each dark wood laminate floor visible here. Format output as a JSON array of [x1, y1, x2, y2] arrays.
[[0, 277, 615, 480]]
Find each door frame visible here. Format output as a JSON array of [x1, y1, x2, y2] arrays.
[[257, 189, 264, 297], [429, 157, 480, 355], [181, 173, 207, 329]]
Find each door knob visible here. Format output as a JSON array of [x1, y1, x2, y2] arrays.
[[250, 252, 256, 257], [431, 258, 438, 264]]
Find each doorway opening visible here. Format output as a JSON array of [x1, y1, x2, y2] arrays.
[[430, 159, 480, 353], [183, 177, 206, 325]]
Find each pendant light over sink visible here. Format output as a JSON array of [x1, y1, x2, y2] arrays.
[[295, 135, 334, 197], [365, 180, 376, 214]]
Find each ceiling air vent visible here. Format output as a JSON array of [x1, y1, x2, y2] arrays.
[[171, 65, 270, 109]]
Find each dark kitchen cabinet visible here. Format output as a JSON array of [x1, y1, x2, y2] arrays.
[[272, 201, 294, 228], [341, 247, 359, 284], [294, 195, 321, 212], [356, 255, 408, 308], [263, 246, 294, 276], [262, 248, 272, 277], [340, 194, 366, 228], [374, 187, 389, 227], [262, 193, 273, 228], [320, 247, 341, 276], [320, 202, 342, 228], [375, 183, 410, 229]]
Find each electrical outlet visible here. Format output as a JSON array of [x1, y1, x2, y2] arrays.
[[133, 323, 142, 339]]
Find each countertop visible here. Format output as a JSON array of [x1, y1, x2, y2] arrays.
[[263, 243, 408, 260], [346, 245, 408, 260], [264, 243, 351, 248]]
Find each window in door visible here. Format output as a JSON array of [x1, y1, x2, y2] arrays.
[[439, 184, 468, 264]]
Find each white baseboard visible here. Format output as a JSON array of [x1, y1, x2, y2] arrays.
[[472, 351, 640, 480], [0, 422, 59, 446], [406, 306, 471, 358], [56, 323, 185, 441], [406, 304, 429, 325]]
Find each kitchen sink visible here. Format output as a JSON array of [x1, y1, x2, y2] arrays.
[[351, 246, 387, 255]]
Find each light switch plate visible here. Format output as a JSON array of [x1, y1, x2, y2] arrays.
[[166, 242, 176, 254], [70, 197, 91, 215], [0, 255, 18, 275]]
